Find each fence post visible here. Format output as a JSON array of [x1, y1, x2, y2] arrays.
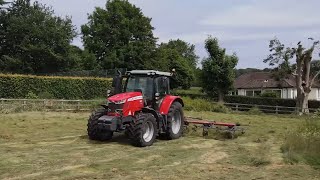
[[1, 98, 3, 110], [61, 101, 64, 111], [276, 106, 279, 114], [235, 103, 239, 111], [23, 100, 26, 111], [43, 99, 46, 111], [77, 100, 80, 111]]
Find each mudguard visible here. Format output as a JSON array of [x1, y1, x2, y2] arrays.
[[159, 95, 184, 115]]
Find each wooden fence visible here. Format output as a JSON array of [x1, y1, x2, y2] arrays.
[[224, 103, 318, 114], [0, 98, 318, 114], [0, 98, 105, 113]]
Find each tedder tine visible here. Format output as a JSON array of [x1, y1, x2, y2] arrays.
[[184, 117, 246, 139]]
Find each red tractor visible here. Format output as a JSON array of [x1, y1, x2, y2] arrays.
[[87, 70, 184, 147]]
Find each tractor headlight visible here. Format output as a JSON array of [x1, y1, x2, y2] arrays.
[[114, 99, 126, 104]]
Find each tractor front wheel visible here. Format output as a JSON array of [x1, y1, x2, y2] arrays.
[[165, 102, 184, 140], [87, 109, 113, 141], [127, 113, 157, 147]]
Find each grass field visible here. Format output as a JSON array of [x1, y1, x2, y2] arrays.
[[0, 111, 320, 180]]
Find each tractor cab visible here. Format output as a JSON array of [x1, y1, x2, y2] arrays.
[[124, 70, 171, 108]]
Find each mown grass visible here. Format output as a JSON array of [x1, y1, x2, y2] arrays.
[[0, 111, 320, 180]]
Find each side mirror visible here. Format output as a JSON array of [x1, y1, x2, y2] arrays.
[[155, 93, 160, 100]]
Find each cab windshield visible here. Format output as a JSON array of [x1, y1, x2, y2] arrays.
[[125, 76, 153, 99]]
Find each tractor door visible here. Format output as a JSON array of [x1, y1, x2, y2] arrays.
[[154, 76, 170, 110]]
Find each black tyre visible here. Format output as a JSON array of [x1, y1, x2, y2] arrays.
[[165, 102, 184, 140], [127, 113, 157, 147], [87, 109, 113, 141]]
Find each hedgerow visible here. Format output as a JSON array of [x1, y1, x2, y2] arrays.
[[225, 95, 320, 110], [0, 74, 111, 99]]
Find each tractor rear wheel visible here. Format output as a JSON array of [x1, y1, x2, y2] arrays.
[[165, 102, 184, 140], [87, 109, 113, 141], [127, 113, 157, 147]]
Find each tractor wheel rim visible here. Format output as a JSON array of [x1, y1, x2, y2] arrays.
[[143, 121, 154, 142], [172, 110, 181, 134]]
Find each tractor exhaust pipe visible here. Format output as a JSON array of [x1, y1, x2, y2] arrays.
[[111, 70, 123, 95]]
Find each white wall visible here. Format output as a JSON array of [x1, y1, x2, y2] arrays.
[[279, 88, 320, 100], [237, 89, 246, 96], [285, 88, 296, 99], [282, 89, 288, 99], [309, 88, 320, 100], [236, 88, 320, 101]]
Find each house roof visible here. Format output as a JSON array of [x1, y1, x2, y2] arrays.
[[234, 72, 320, 89]]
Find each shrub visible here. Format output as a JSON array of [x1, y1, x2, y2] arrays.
[[182, 96, 229, 113], [25, 91, 38, 99], [247, 106, 264, 115], [260, 92, 279, 98], [172, 88, 206, 99], [313, 109, 320, 118], [282, 119, 320, 168], [38, 91, 54, 99], [0, 74, 111, 99]]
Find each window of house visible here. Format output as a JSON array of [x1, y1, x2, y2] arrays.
[[263, 89, 282, 98], [254, 91, 261, 96], [230, 91, 238, 96], [246, 90, 254, 97], [246, 90, 261, 97]]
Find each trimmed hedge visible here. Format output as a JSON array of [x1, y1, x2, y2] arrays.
[[172, 89, 206, 99], [225, 95, 320, 109], [182, 96, 229, 113], [0, 74, 111, 99]]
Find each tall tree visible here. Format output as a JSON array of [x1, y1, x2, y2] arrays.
[[162, 39, 198, 68], [0, 0, 7, 6], [155, 39, 198, 89], [201, 37, 238, 102], [81, 0, 157, 70], [264, 38, 320, 114], [0, 0, 77, 74]]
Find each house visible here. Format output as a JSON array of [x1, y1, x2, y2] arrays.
[[233, 72, 320, 100]]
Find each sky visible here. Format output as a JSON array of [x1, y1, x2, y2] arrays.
[[33, 0, 320, 69]]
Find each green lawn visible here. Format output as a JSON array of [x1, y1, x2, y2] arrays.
[[0, 111, 319, 180]]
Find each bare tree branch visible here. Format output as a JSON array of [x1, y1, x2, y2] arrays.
[[310, 70, 320, 86]]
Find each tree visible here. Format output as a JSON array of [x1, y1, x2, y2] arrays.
[[201, 37, 238, 102], [155, 39, 198, 89], [264, 38, 320, 114], [193, 67, 202, 87], [161, 39, 198, 68], [0, 0, 77, 74], [67, 45, 100, 71], [0, 0, 8, 6], [81, 0, 157, 70]]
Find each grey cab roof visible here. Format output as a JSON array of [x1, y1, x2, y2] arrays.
[[126, 70, 172, 77]]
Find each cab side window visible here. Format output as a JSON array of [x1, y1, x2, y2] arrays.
[[157, 77, 169, 97]]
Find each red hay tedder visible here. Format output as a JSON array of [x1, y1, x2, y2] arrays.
[[184, 117, 245, 139]]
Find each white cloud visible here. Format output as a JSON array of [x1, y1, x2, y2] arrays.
[[200, 0, 320, 28]]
